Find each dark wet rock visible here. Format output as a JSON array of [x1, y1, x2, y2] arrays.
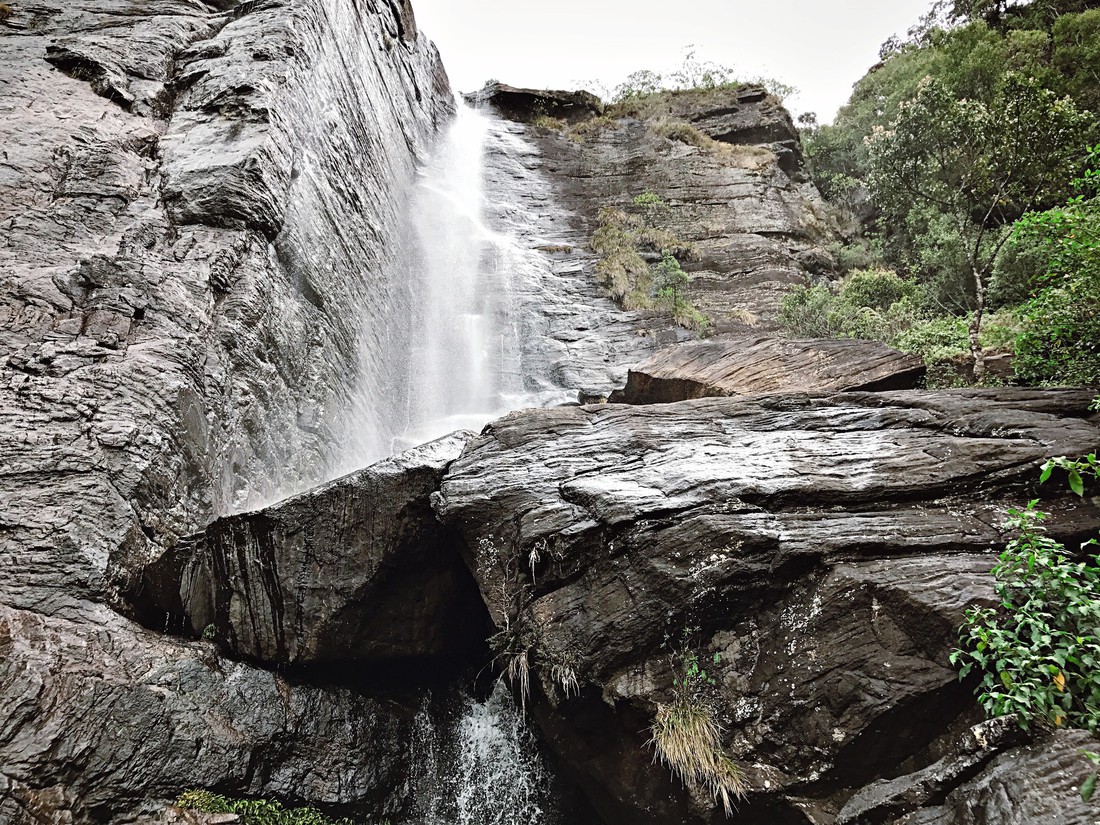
[[0, 603, 414, 825], [0, 0, 449, 615], [897, 729, 1100, 825], [835, 717, 1027, 824], [434, 388, 1100, 824], [614, 337, 925, 403], [465, 82, 604, 123], [125, 433, 487, 666]]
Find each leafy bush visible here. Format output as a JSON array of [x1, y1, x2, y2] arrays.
[[590, 204, 709, 330], [1012, 148, 1100, 386], [950, 502, 1100, 732], [176, 791, 355, 825], [780, 269, 1022, 381], [842, 268, 918, 311], [779, 270, 924, 342]]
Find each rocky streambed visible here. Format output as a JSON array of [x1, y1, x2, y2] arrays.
[[2, 1, 1100, 824]]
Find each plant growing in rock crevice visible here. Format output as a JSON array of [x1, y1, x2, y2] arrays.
[[479, 532, 579, 711], [590, 198, 710, 332], [647, 630, 746, 815], [951, 501, 1100, 731], [176, 790, 355, 825]]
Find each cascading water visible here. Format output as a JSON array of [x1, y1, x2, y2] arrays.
[[341, 103, 575, 468], [408, 683, 568, 825]]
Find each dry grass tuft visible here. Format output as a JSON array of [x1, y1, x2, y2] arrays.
[[504, 647, 531, 712], [649, 699, 747, 816]]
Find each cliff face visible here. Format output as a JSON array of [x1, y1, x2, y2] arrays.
[[0, 1, 452, 820], [470, 82, 836, 337], [4, 8, 1100, 825]]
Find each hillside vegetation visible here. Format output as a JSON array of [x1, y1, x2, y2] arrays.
[[795, 0, 1100, 386]]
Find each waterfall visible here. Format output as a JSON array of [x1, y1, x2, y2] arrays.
[[338, 104, 569, 469], [408, 683, 571, 825]]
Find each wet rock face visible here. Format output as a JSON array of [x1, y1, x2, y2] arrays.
[[614, 337, 926, 403], [0, 603, 414, 825], [494, 84, 836, 337], [0, 0, 452, 820], [126, 433, 488, 667], [1, 0, 452, 619], [434, 388, 1100, 824]]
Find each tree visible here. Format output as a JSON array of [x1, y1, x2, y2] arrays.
[[867, 73, 1088, 380]]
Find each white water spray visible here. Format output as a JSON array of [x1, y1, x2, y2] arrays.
[[341, 104, 572, 469], [410, 683, 554, 825]]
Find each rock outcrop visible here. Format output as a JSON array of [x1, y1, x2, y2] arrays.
[[466, 82, 604, 123], [494, 83, 837, 338], [0, 0, 454, 820], [434, 388, 1100, 824], [0, 603, 414, 824], [126, 433, 486, 667], [614, 337, 926, 403]]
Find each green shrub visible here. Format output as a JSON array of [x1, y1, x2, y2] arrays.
[[175, 791, 355, 825], [633, 191, 665, 208], [1014, 281, 1100, 386], [842, 269, 918, 311], [950, 502, 1100, 732], [827, 238, 884, 275], [590, 204, 709, 330], [780, 270, 1022, 381]]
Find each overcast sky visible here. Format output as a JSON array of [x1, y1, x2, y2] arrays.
[[412, 0, 936, 122]]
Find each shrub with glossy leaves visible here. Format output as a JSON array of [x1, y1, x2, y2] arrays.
[[950, 502, 1100, 731]]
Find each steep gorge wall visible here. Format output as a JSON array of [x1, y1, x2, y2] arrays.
[[0, 1, 452, 820], [0, 0, 450, 617]]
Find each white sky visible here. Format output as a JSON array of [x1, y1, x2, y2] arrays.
[[412, 0, 936, 122]]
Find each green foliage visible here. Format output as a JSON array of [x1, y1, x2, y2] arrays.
[[1012, 146, 1100, 385], [175, 791, 355, 825], [1041, 453, 1099, 497], [633, 191, 666, 209], [950, 501, 1100, 732], [867, 72, 1088, 376], [779, 269, 1021, 382], [827, 238, 884, 275], [803, 6, 1100, 357], [608, 47, 793, 107], [590, 203, 709, 331]]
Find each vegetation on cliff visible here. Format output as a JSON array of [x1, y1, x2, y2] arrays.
[[796, 0, 1100, 386]]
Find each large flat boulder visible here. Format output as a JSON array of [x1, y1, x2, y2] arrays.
[[124, 432, 484, 666], [433, 388, 1100, 824], [614, 337, 926, 403]]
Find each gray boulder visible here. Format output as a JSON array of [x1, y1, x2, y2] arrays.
[[614, 337, 925, 403]]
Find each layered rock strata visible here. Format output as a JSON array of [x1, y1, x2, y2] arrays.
[[614, 337, 926, 403], [434, 388, 1100, 824], [0, 0, 453, 820], [127, 433, 484, 666], [487, 83, 837, 337]]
